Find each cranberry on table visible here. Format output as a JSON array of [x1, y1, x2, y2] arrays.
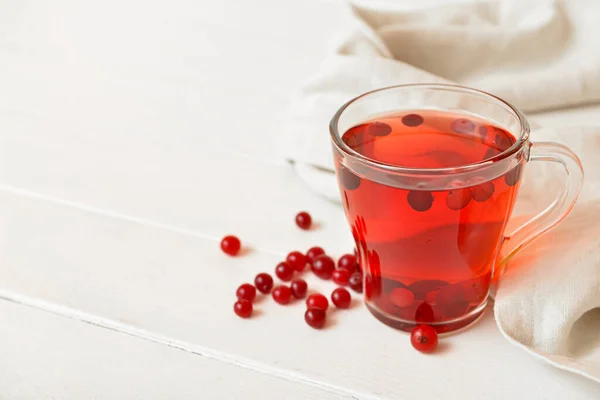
[[236, 283, 256, 302], [291, 279, 308, 299], [332, 269, 351, 286], [286, 251, 307, 272], [348, 272, 363, 293], [254, 273, 274, 294], [305, 308, 326, 329], [234, 299, 252, 318], [410, 325, 438, 353], [306, 293, 329, 311], [275, 261, 295, 282], [337, 254, 358, 272], [272, 285, 292, 305], [220, 235, 241, 256], [306, 246, 325, 265], [311, 255, 335, 279], [295, 211, 312, 230], [331, 288, 352, 309]]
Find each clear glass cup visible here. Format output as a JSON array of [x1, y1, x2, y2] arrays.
[[329, 84, 583, 333]]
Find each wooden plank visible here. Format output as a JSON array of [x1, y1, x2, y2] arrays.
[[0, 190, 599, 399], [0, 299, 350, 399]]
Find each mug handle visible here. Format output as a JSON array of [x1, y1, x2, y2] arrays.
[[495, 142, 584, 276]]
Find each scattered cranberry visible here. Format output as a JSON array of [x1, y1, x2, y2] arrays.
[[390, 288, 415, 308], [411, 325, 438, 353], [220, 235, 241, 256], [306, 246, 325, 265], [272, 285, 292, 305], [234, 299, 252, 318], [295, 211, 312, 230], [306, 293, 329, 311], [331, 288, 351, 309], [311, 255, 335, 279], [236, 283, 256, 302], [286, 251, 307, 271], [291, 279, 308, 299], [254, 273, 274, 294], [275, 261, 295, 282], [332, 269, 350, 286], [337, 254, 358, 272], [305, 308, 326, 329], [349, 272, 363, 293]]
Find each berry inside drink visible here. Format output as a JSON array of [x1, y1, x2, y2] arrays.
[[337, 110, 523, 332]]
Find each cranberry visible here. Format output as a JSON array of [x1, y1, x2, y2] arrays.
[[272, 285, 292, 305], [401, 113, 424, 127], [415, 302, 435, 323], [286, 251, 307, 271], [234, 299, 252, 318], [275, 261, 295, 282], [306, 246, 325, 265], [451, 118, 475, 134], [411, 325, 438, 353], [505, 163, 523, 187], [366, 122, 392, 136], [470, 181, 495, 202], [306, 293, 329, 311], [305, 308, 326, 329], [220, 235, 241, 256], [337, 254, 358, 272], [390, 288, 415, 308], [295, 211, 312, 230], [408, 280, 448, 300], [348, 272, 363, 293], [331, 288, 352, 309], [478, 126, 489, 142], [291, 279, 308, 299], [236, 283, 256, 302], [332, 269, 350, 286], [311, 255, 335, 279], [338, 165, 361, 191], [254, 273, 274, 294], [407, 191, 433, 212], [446, 188, 471, 210]]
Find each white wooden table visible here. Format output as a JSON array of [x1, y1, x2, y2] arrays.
[[0, 0, 599, 398]]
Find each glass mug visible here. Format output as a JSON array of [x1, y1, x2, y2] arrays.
[[329, 84, 583, 333]]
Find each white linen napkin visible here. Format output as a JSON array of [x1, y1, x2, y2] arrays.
[[281, 0, 600, 382]]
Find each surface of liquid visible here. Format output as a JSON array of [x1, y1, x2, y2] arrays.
[[338, 110, 523, 332]]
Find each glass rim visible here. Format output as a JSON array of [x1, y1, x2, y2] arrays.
[[329, 83, 530, 176]]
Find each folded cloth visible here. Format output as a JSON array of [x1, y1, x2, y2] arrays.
[[281, 0, 600, 383]]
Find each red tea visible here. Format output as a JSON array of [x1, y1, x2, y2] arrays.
[[338, 110, 523, 332]]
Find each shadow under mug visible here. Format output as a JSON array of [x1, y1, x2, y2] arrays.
[[329, 84, 583, 333]]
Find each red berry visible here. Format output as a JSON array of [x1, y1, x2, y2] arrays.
[[254, 273, 274, 294], [331, 288, 351, 309], [236, 283, 256, 302], [291, 279, 308, 299], [306, 246, 325, 265], [305, 308, 326, 329], [349, 272, 363, 293], [306, 293, 328, 310], [411, 325, 438, 353], [332, 269, 350, 286], [275, 261, 294, 282], [311, 255, 335, 279], [220, 235, 241, 256], [295, 211, 312, 230], [272, 285, 292, 305], [337, 254, 358, 272], [234, 299, 252, 318], [390, 288, 414, 308], [286, 251, 307, 272]]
